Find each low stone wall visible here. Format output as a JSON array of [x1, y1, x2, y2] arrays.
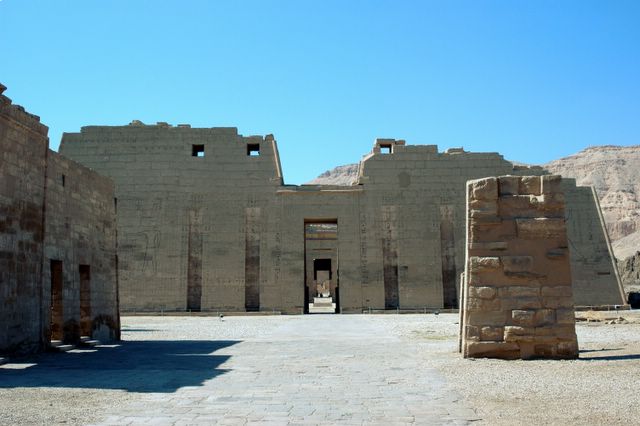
[[461, 175, 579, 359]]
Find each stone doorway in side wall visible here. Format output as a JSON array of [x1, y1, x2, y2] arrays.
[[304, 219, 339, 314]]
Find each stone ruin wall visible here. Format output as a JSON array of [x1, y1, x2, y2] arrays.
[[0, 84, 49, 355], [44, 151, 120, 344], [0, 84, 119, 356], [461, 175, 579, 359]]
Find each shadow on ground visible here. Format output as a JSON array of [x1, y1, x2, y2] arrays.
[[0, 340, 238, 393], [579, 353, 640, 361]]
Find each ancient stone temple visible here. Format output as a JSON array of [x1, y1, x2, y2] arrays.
[[58, 123, 625, 313], [0, 84, 119, 356]]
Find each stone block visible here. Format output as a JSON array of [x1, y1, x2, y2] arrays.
[[534, 344, 556, 357], [511, 309, 536, 327], [468, 256, 501, 273], [519, 176, 541, 196], [500, 286, 539, 298], [555, 309, 575, 325], [467, 310, 507, 326], [541, 174, 562, 194], [465, 341, 521, 359], [516, 218, 566, 239], [467, 297, 501, 312], [554, 325, 578, 341], [480, 326, 504, 341], [504, 326, 535, 343], [469, 241, 508, 251], [557, 341, 579, 357], [534, 309, 555, 326], [501, 297, 542, 310], [468, 177, 498, 201], [501, 256, 534, 273], [465, 325, 480, 341], [468, 286, 496, 300], [498, 176, 520, 196]]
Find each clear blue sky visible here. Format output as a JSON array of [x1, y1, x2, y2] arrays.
[[1, 1, 639, 184]]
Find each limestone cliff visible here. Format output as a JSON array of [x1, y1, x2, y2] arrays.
[[306, 163, 359, 186], [544, 146, 640, 243], [617, 252, 640, 296]]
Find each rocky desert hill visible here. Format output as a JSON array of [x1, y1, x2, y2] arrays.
[[308, 145, 640, 276], [544, 145, 640, 243], [306, 164, 359, 186]]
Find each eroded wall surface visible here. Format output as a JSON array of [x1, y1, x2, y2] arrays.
[[461, 176, 579, 359], [0, 84, 119, 355], [562, 181, 626, 305], [0, 84, 48, 355], [43, 152, 119, 343], [60, 128, 625, 313], [60, 124, 283, 312]]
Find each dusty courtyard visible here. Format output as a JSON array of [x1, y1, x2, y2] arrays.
[[1, 313, 639, 425]]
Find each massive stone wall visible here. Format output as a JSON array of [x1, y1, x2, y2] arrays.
[[0, 84, 119, 356], [562, 181, 626, 305], [60, 124, 283, 312], [0, 84, 48, 355], [60, 128, 625, 313], [461, 175, 579, 359], [43, 152, 119, 343]]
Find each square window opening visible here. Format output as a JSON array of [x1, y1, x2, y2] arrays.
[[380, 144, 392, 154], [247, 143, 260, 156], [192, 144, 205, 157]]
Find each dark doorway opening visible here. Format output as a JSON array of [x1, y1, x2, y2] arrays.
[[304, 220, 339, 314], [79, 265, 92, 336], [50, 260, 64, 341], [313, 258, 332, 281]]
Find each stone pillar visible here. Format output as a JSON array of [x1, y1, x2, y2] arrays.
[[461, 175, 579, 359]]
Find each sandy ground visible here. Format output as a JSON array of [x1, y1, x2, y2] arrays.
[[0, 312, 639, 425]]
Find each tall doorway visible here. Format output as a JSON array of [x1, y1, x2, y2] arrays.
[[50, 260, 64, 341], [304, 220, 339, 314], [79, 265, 92, 336]]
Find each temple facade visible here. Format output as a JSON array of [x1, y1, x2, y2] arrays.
[[58, 123, 625, 313]]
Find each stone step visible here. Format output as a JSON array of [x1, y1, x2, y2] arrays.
[[308, 303, 337, 314], [312, 302, 335, 307], [79, 336, 101, 347], [49, 340, 75, 352], [313, 297, 334, 304]]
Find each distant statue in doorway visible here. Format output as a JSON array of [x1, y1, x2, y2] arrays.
[[316, 280, 331, 298]]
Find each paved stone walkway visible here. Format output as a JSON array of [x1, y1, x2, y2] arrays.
[[93, 315, 477, 425]]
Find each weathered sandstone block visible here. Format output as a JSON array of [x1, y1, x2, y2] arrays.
[[462, 175, 579, 360]]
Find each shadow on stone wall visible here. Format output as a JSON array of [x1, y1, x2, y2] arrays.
[[0, 340, 238, 393]]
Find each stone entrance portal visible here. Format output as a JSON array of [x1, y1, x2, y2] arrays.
[[304, 221, 338, 314]]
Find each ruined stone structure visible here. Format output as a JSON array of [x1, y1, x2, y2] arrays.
[[0, 84, 119, 356], [59, 124, 625, 313], [461, 176, 579, 359]]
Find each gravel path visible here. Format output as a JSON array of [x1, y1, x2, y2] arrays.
[[0, 313, 639, 425]]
